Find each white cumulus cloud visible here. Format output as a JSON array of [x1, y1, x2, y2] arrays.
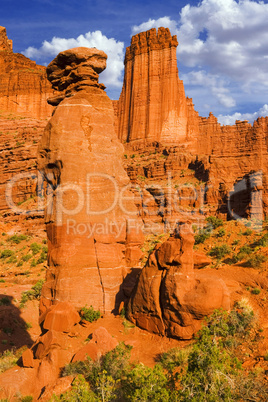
[[133, 1, 268, 119], [131, 17, 177, 36], [23, 31, 124, 88], [218, 104, 268, 125], [182, 70, 236, 108], [177, 0, 268, 87]]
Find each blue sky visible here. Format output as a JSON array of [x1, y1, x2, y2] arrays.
[[1, 0, 268, 124]]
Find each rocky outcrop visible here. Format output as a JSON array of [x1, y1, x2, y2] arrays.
[[0, 26, 55, 119], [127, 222, 230, 339], [116, 28, 199, 149], [37, 47, 144, 316], [198, 114, 268, 220]]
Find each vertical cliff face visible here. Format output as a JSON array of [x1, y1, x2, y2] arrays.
[[0, 26, 55, 119], [117, 28, 196, 148]]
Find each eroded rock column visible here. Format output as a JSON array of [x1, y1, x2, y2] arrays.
[[37, 47, 143, 315]]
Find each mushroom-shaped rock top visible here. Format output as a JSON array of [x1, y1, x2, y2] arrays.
[[47, 47, 107, 94]]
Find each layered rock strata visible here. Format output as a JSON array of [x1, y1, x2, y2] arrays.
[[0, 114, 46, 225], [127, 222, 230, 339], [0, 26, 55, 119], [37, 47, 144, 315], [116, 28, 199, 149]]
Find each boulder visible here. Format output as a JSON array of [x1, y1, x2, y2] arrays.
[[127, 222, 230, 339], [42, 301, 80, 332]]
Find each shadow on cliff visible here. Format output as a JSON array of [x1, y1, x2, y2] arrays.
[[0, 294, 34, 353], [188, 160, 209, 182], [114, 268, 142, 314]]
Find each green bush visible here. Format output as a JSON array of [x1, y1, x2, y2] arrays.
[[0, 249, 14, 259], [37, 249, 47, 265], [239, 245, 252, 255], [0, 349, 18, 374], [243, 228, 253, 236], [255, 232, 268, 247], [216, 227, 225, 238], [20, 280, 44, 307], [0, 296, 11, 306], [124, 364, 169, 401], [51, 375, 96, 401], [30, 242, 42, 255], [7, 234, 28, 244], [194, 230, 211, 244], [30, 259, 37, 267], [22, 254, 32, 262], [208, 244, 231, 260], [21, 397, 33, 402], [251, 288, 261, 295], [245, 253, 267, 268], [7, 255, 17, 264], [205, 216, 224, 229], [80, 305, 101, 323]]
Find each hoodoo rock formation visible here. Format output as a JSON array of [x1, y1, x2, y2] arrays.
[[116, 28, 198, 149], [0, 26, 55, 119], [127, 222, 230, 339], [37, 47, 144, 316]]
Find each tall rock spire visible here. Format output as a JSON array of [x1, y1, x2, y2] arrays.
[[117, 27, 191, 147]]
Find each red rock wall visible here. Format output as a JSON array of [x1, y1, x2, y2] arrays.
[[0, 26, 55, 119], [0, 114, 46, 215]]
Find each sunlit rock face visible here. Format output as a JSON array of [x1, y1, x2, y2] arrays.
[[0, 26, 55, 119], [116, 27, 199, 150], [38, 47, 144, 315], [127, 223, 230, 340]]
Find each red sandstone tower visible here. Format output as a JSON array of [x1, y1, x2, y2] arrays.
[[117, 27, 198, 148]]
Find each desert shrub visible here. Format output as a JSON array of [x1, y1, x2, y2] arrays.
[[208, 244, 231, 260], [251, 288, 261, 295], [62, 343, 132, 400], [216, 227, 225, 238], [0, 296, 11, 306], [30, 259, 37, 267], [22, 254, 32, 262], [80, 305, 101, 323], [0, 279, 5, 283], [0, 349, 18, 374], [245, 253, 267, 268], [255, 232, 268, 247], [232, 239, 240, 246], [177, 306, 256, 401], [195, 230, 210, 244], [7, 234, 28, 244], [243, 228, 253, 236], [21, 397, 33, 402], [30, 242, 42, 255], [37, 249, 47, 265], [20, 280, 44, 307], [7, 255, 17, 264], [124, 364, 169, 401], [51, 375, 96, 401], [0, 249, 14, 259], [205, 216, 223, 229], [239, 245, 252, 255]]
